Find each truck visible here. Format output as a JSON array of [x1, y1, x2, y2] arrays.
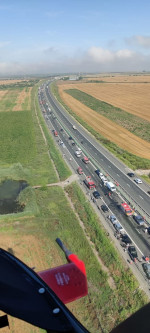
[[54, 130, 58, 137], [106, 181, 116, 192], [121, 202, 133, 216], [82, 156, 89, 164], [84, 176, 96, 190]]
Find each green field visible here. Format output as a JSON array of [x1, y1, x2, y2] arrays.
[[0, 82, 71, 186], [65, 89, 150, 143], [1, 184, 147, 332]]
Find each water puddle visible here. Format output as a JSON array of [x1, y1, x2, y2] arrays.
[[0, 180, 28, 214]]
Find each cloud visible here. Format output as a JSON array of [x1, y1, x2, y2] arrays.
[[88, 47, 134, 63], [0, 46, 150, 75], [126, 35, 150, 49]]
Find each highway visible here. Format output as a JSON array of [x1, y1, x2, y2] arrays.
[[38, 82, 150, 258], [45, 83, 150, 218]]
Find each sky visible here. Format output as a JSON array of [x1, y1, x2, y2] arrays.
[[0, 0, 150, 75]]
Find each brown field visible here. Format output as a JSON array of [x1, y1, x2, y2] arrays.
[[0, 233, 63, 333], [58, 84, 150, 159], [0, 79, 29, 85], [86, 74, 150, 83], [58, 82, 150, 122], [13, 87, 32, 111], [0, 90, 8, 100]]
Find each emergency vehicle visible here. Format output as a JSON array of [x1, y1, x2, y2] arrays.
[[84, 176, 96, 189], [121, 202, 133, 216]]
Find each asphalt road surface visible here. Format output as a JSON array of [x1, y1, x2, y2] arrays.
[[45, 83, 150, 217], [38, 82, 150, 258]]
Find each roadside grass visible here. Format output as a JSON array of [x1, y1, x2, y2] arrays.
[[141, 174, 150, 184], [65, 182, 148, 325], [0, 111, 37, 165], [0, 82, 62, 186], [34, 86, 71, 181], [0, 184, 147, 332], [51, 83, 150, 170], [65, 89, 150, 143]]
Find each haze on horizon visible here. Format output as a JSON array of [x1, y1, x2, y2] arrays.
[[0, 0, 150, 76]]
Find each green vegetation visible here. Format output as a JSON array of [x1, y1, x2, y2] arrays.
[[0, 79, 39, 90], [65, 182, 148, 329], [0, 111, 37, 164], [1, 183, 147, 332], [65, 89, 150, 142], [34, 86, 71, 181], [0, 82, 71, 186], [51, 83, 150, 170], [0, 80, 148, 332]]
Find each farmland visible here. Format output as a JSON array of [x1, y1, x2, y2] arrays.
[[58, 79, 150, 122], [57, 80, 150, 161], [0, 78, 148, 332], [0, 184, 147, 333], [0, 82, 70, 185]]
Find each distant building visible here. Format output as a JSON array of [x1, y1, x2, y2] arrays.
[[69, 75, 79, 81]]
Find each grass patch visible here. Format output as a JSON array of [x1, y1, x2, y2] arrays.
[[0, 184, 147, 332], [34, 86, 71, 181], [0, 111, 37, 164], [0, 82, 61, 186], [51, 83, 150, 170], [65, 182, 148, 327], [65, 89, 150, 143]]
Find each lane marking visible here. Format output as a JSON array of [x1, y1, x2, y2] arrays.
[[139, 195, 143, 200], [127, 184, 130, 187]]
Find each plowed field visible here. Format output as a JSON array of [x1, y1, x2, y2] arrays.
[[58, 84, 150, 159]]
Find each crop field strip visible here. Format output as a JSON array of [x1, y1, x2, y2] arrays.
[[58, 84, 150, 159], [59, 81, 150, 122], [0, 87, 32, 112], [85, 74, 150, 83], [65, 89, 150, 143]]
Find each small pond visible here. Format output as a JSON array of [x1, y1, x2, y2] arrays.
[[0, 180, 28, 214]]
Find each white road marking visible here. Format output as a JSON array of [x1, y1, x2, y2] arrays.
[[127, 184, 130, 187], [117, 174, 120, 177], [139, 195, 143, 200]]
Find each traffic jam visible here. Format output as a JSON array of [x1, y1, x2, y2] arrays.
[[38, 83, 150, 283]]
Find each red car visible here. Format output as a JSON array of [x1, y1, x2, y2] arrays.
[[77, 167, 83, 175]]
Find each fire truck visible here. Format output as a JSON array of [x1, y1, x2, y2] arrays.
[[54, 130, 58, 137], [82, 156, 89, 164], [84, 176, 96, 189], [121, 202, 133, 216]]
